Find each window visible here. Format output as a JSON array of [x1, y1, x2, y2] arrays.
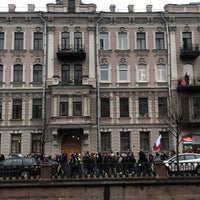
[[60, 96, 68, 116], [120, 97, 129, 117], [61, 32, 70, 50], [155, 32, 165, 50], [160, 131, 169, 151], [34, 32, 43, 50], [74, 64, 82, 85], [138, 64, 148, 82], [11, 134, 21, 153], [137, 32, 146, 50], [101, 132, 111, 152], [13, 64, 23, 82], [181, 97, 189, 122], [32, 134, 41, 154], [119, 64, 128, 81], [68, 0, 75, 13], [156, 64, 167, 82], [12, 99, 22, 119], [182, 32, 192, 50], [0, 100, 2, 119], [139, 97, 148, 117], [140, 131, 150, 151], [33, 64, 42, 83], [0, 32, 4, 50], [74, 32, 82, 52], [158, 97, 168, 117], [0, 64, 3, 82], [194, 97, 200, 119], [14, 32, 23, 50], [62, 64, 70, 83], [120, 132, 130, 152], [100, 33, 109, 50], [73, 96, 82, 116], [100, 64, 109, 81], [118, 33, 127, 50], [101, 98, 110, 117], [32, 99, 42, 119]]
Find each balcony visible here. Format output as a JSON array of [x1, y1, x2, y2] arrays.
[[180, 43, 200, 60], [57, 44, 86, 62], [60, 76, 83, 86], [177, 77, 200, 92]]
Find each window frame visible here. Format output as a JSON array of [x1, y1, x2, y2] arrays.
[[139, 97, 148, 118], [73, 96, 82, 116], [12, 99, 22, 119], [156, 64, 167, 82], [32, 98, 42, 119], [140, 131, 150, 152], [155, 32, 165, 50], [138, 64, 148, 82], [101, 132, 111, 152], [33, 32, 43, 50], [101, 98, 110, 117], [137, 32, 146, 50], [14, 32, 24, 50], [13, 64, 23, 83], [118, 32, 127, 50], [100, 64, 109, 82], [0, 32, 4, 50], [60, 95, 68, 116], [120, 131, 130, 152], [100, 32, 109, 50], [158, 97, 168, 117]]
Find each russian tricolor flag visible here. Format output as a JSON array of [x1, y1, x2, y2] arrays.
[[153, 135, 162, 151]]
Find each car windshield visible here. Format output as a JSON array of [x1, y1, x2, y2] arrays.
[[23, 158, 36, 165], [12, 159, 23, 165]]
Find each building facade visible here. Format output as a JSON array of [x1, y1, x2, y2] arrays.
[[0, 0, 200, 158]]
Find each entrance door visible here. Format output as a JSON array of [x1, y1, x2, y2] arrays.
[[61, 134, 81, 157]]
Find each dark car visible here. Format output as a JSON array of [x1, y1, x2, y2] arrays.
[[0, 157, 40, 178]]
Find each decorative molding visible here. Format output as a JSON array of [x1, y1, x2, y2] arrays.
[[99, 49, 112, 57], [35, 27, 41, 32], [115, 49, 130, 57], [133, 49, 149, 57], [152, 49, 168, 57], [16, 27, 22, 32]]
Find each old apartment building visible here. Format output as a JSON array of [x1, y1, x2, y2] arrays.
[[0, 0, 199, 158]]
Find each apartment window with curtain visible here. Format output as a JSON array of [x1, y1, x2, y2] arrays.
[[61, 32, 70, 50], [155, 32, 165, 50], [101, 132, 111, 152], [32, 99, 42, 119], [101, 98, 110, 117], [120, 132, 130, 152], [137, 32, 146, 50], [32, 133, 41, 154], [140, 131, 150, 151], [74, 32, 82, 52], [60, 96, 68, 116], [158, 97, 168, 117], [139, 97, 148, 117], [160, 131, 169, 151], [62, 64, 70, 83], [11, 134, 21, 153], [74, 64, 82, 85], [34, 32, 43, 50], [14, 32, 23, 50], [0, 64, 3, 83], [100, 32, 109, 50], [33, 64, 42, 83], [193, 97, 200, 119], [73, 96, 82, 116], [100, 64, 109, 81], [120, 97, 129, 117], [13, 64, 23, 82], [0, 32, 4, 50], [119, 64, 128, 81], [156, 64, 167, 82], [12, 99, 22, 119], [138, 64, 148, 82], [118, 32, 127, 50]]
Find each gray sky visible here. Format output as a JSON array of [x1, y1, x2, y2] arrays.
[[0, 0, 199, 12]]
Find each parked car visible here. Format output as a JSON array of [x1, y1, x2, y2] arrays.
[[0, 157, 40, 178], [164, 153, 200, 174]]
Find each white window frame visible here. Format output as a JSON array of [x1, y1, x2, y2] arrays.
[[137, 64, 148, 82], [100, 32, 109, 50], [156, 64, 167, 82], [118, 64, 129, 82], [118, 32, 128, 50], [100, 64, 110, 82]]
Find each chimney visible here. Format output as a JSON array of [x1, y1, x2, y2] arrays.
[[8, 4, 16, 12], [28, 4, 35, 12], [110, 4, 116, 12], [128, 5, 134, 13], [146, 4, 153, 12]]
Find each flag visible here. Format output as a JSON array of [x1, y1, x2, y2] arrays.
[[153, 135, 162, 151]]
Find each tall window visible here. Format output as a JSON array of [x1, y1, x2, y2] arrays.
[[32, 99, 42, 119], [0, 32, 4, 50], [120, 97, 129, 117], [61, 32, 70, 50], [74, 64, 82, 85], [68, 0, 75, 13], [193, 97, 200, 119], [11, 134, 21, 153], [138, 64, 148, 82], [34, 32, 43, 50], [156, 64, 167, 82], [101, 98, 110, 117], [120, 132, 130, 152], [13, 64, 23, 82], [158, 97, 168, 117], [33, 64, 42, 83], [0, 100, 2, 119], [140, 131, 150, 151], [74, 32, 82, 52], [137, 32, 146, 50], [181, 97, 189, 122], [160, 131, 169, 151], [62, 64, 70, 83], [32, 134, 41, 154], [73, 96, 82, 116], [182, 32, 192, 50], [60, 96, 68, 116], [100, 33, 109, 50], [12, 99, 22, 119], [14, 32, 23, 50], [155, 32, 165, 50], [119, 64, 128, 81], [0, 64, 3, 82], [118, 33, 127, 50], [139, 97, 148, 117], [100, 64, 109, 81], [101, 132, 111, 152]]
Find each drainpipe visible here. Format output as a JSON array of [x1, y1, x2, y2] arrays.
[[96, 13, 103, 152], [39, 12, 47, 156]]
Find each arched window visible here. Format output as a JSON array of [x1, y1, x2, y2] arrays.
[[100, 64, 109, 81], [13, 64, 23, 82], [33, 64, 42, 83]]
